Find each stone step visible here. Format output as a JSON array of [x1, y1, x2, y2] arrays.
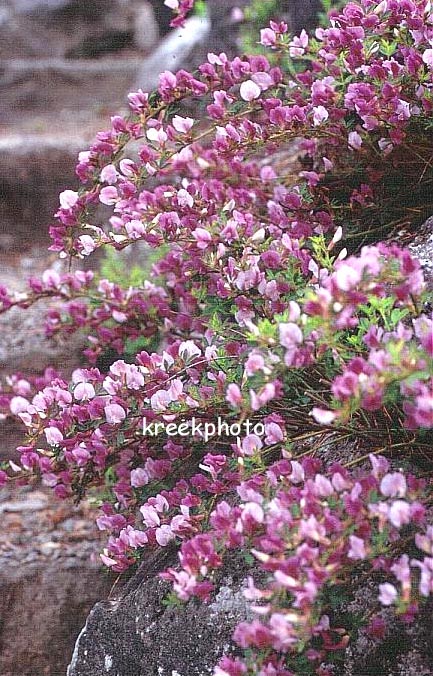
[[0, 132, 92, 248]]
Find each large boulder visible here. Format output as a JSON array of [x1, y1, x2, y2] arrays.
[[67, 550, 252, 676]]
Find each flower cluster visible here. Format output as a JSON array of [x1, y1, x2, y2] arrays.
[[0, 0, 432, 673], [163, 455, 431, 674]]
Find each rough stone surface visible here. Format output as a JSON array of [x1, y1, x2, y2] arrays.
[[0, 482, 113, 676], [408, 216, 433, 292], [133, 2, 160, 52], [67, 551, 253, 676], [340, 580, 433, 676], [0, 136, 82, 247], [0, 0, 137, 59], [134, 15, 211, 92]]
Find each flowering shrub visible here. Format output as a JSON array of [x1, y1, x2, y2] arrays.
[[1, 0, 433, 672]]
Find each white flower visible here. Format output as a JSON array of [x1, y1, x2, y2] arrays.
[[239, 80, 261, 102]]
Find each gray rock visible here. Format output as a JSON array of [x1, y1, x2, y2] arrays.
[[133, 1, 160, 52], [67, 550, 252, 676], [409, 215, 433, 292], [134, 15, 210, 92], [0, 561, 111, 676]]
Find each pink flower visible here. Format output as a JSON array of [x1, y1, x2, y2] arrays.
[[289, 29, 308, 57], [299, 515, 327, 543], [130, 468, 149, 487], [260, 28, 276, 47], [45, 427, 64, 446], [380, 472, 407, 498], [244, 352, 266, 376], [177, 188, 194, 208], [168, 378, 183, 401], [226, 383, 242, 406], [348, 131, 363, 150], [59, 190, 79, 209], [348, 535, 366, 560], [121, 525, 148, 548], [313, 105, 329, 126], [104, 403, 126, 424], [264, 422, 284, 444], [415, 527, 433, 555], [310, 408, 338, 425], [140, 504, 160, 527], [250, 383, 276, 411], [413, 316, 433, 356], [178, 340, 202, 361], [10, 396, 30, 416], [390, 554, 411, 588], [333, 263, 362, 291], [100, 164, 118, 184], [192, 227, 212, 249], [119, 159, 136, 176], [99, 186, 119, 205], [150, 389, 171, 412], [240, 501, 264, 525], [239, 80, 261, 102], [378, 582, 398, 606], [279, 323, 303, 348], [422, 49, 433, 68], [172, 115, 194, 133], [251, 72, 274, 92], [313, 474, 334, 497], [369, 454, 390, 478], [155, 524, 175, 546], [125, 220, 145, 239], [78, 235, 97, 256], [74, 382, 95, 401], [289, 461, 304, 484], [411, 558, 433, 597], [146, 127, 168, 144], [388, 500, 411, 528], [241, 434, 263, 456]]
